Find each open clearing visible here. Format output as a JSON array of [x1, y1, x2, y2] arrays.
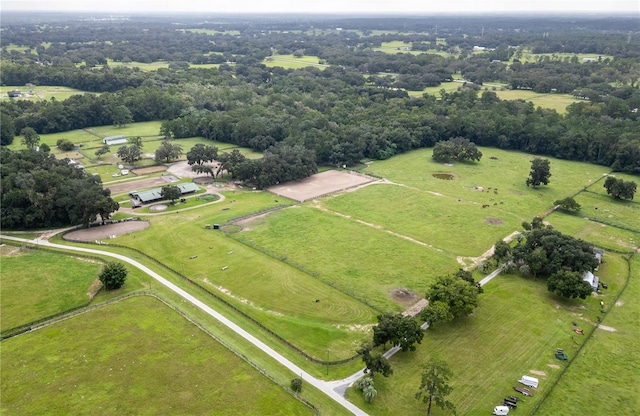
[[106, 175, 179, 195], [64, 221, 150, 242], [0, 296, 314, 416], [267, 170, 375, 202], [0, 247, 102, 331]]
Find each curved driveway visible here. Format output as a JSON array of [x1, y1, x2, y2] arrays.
[[0, 235, 368, 416]]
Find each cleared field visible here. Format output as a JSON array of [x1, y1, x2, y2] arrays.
[[0, 85, 89, 101], [362, 147, 610, 218], [493, 89, 580, 113], [573, 191, 640, 232], [536, 255, 640, 416], [113, 191, 377, 359], [323, 183, 524, 257], [413, 82, 579, 112], [0, 296, 313, 416], [0, 247, 102, 331], [263, 54, 327, 70], [546, 212, 639, 253], [230, 206, 459, 311], [346, 253, 629, 415]]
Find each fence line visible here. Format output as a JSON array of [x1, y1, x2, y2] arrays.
[[530, 252, 636, 415], [2, 291, 320, 414], [59, 233, 361, 366]]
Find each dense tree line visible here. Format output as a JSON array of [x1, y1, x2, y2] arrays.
[[1, 15, 639, 181], [0, 148, 119, 229]]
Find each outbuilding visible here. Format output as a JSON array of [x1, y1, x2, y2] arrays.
[[103, 135, 128, 146]]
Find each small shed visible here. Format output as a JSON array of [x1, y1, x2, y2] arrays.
[[103, 135, 128, 146]]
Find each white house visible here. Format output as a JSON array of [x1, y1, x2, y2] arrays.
[[582, 271, 599, 291]]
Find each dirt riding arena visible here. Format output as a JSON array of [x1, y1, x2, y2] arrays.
[[267, 170, 375, 202], [106, 176, 179, 195], [63, 221, 150, 242]]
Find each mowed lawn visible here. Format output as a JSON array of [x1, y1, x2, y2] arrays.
[[113, 193, 378, 359], [230, 206, 460, 311], [0, 247, 102, 331], [0, 296, 313, 416], [346, 253, 628, 416]]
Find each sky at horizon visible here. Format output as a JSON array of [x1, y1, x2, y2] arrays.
[[2, 0, 639, 14]]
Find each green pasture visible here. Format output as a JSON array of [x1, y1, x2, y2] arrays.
[[323, 183, 524, 257], [493, 89, 580, 113], [263, 54, 327, 70], [546, 212, 639, 253], [0, 247, 102, 331], [363, 147, 611, 218], [230, 206, 459, 311], [536, 255, 639, 416], [3, 44, 32, 52], [185, 28, 241, 35], [86, 121, 163, 140], [0, 85, 89, 102], [518, 52, 613, 64], [347, 255, 628, 416], [0, 296, 313, 416], [112, 191, 377, 359], [572, 191, 640, 232]]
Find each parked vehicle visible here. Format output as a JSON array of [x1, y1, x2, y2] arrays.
[[493, 405, 510, 415], [519, 375, 539, 388], [514, 386, 533, 396]]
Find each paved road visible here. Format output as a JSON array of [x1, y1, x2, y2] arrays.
[[0, 235, 368, 416]]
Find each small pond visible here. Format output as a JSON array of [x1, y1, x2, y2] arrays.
[[432, 173, 455, 180]]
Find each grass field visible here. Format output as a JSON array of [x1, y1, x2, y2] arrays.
[[346, 251, 629, 415], [412, 82, 579, 113], [535, 255, 639, 416], [112, 191, 378, 359], [230, 205, 460, 311], [0, 85, 89, 102], [263, 54, 327, 70], [0, 295, 314, 416], [0, 247, 102, 331]]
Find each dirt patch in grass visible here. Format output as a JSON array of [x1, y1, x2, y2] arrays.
[[615, 300, 624, 306], [598, 324, 617, 332], [63, 221, 150, 242], [193, 177, 215, 184], [149, 204, 168, 211], [547, 364, 560, 369], [390, 287, 420, 305], [530, 370, 547, 376], [0, 245, 23, 257], [485, 217, 505, 225], [87, 279, 103, 297], [131, 165, 167, 175]]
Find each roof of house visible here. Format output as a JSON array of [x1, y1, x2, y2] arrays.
[[582, 271, 599, 290], [130, 182, 199, 203]]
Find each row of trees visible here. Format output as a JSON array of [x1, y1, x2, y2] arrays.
[[2, 65, 639, 174]]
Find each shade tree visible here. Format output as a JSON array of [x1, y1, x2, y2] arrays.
[[415, 359, 457, 416], [603, 176, 637, 200], [99, 261, 128, 290], [526, 157, 551, 188]]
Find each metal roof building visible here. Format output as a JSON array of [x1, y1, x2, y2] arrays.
[[130, 183, 199, 204]]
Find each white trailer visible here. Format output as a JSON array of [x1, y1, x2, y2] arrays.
[[518, 375, 539, 388], [493, 405, 510, 415]]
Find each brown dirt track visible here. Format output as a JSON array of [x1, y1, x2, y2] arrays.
[[63, 221, 150, 242], [267, 170, 375, 202]]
